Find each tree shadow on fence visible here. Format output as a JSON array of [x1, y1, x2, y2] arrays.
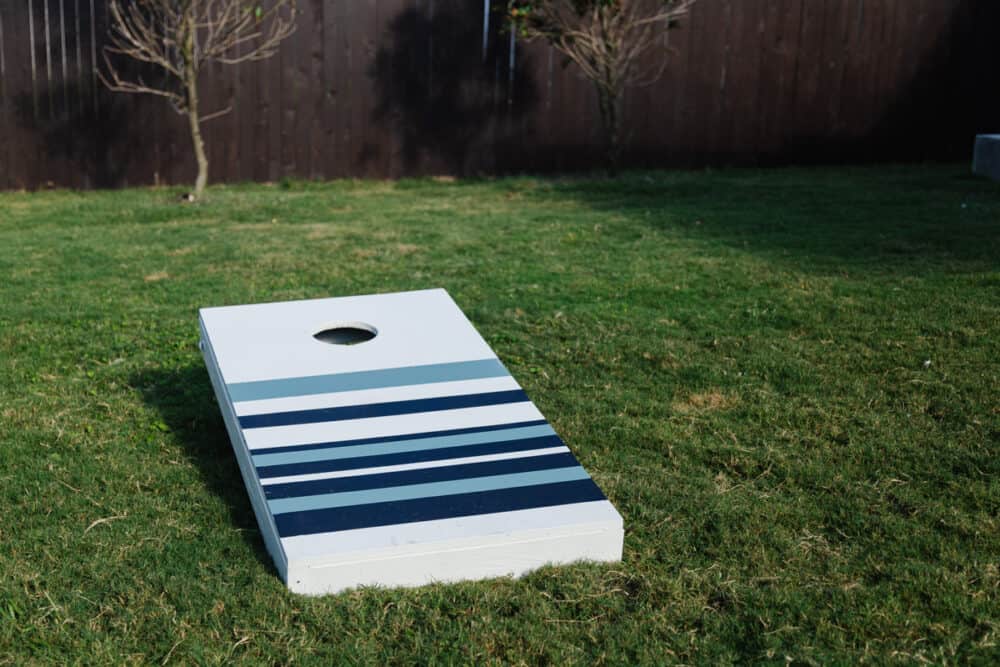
[[131, 363, 274, 573], [12, 82, 145, 188], [371, 0, 538, 175], [5, 0, 178, 188]]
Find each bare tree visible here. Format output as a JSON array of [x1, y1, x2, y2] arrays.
[[102, 0, 297, 197], [509, 0, 697, 175]]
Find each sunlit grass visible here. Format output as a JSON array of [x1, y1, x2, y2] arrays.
[[1, 165, 998, 663]]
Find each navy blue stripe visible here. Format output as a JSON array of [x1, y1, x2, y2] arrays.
[[239, 390, 529, 429], [249, 420, 548, 456], [256, 435, 564, 479], [273, 479, 607, 536], [264, 453, 582, 499]]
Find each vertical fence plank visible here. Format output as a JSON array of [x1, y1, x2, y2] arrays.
[[264, 5, 282, 181], [689, 0, 726, 163], [252, 27, 271, 182], [300, 0, 323, 180], [831, 0, 861, 146], [872, 0, 901, 154], [340, 0, 367, 177], [319, 0, 338, 179], [0, 3, 8, 190], [87, 0, 95, 112], [42, 0, 49, 118], [201, 61, 229, 186], [839, 0, 876, 153], [674, 0, 705, 165], [911, 0, 960, 154], [371, 0, 402, 178], [222, 51, 239, 184], [282, 6, 298, 179], [661, 7, 692, 165], [235, 49, 254, 184], [343, 0, 369, 179], [865, 0, 894, 152], [514, 34, 548, 173], [58, 0, 67, 114], [881, 0, 920, 156], [230, 36, 243, 183], [946, 0, 979, 155], [500, 10, 518, 170], [356, 0, 378, 178], [27, 0, 38, 120], [328, 0, 353, 179], [73, 0, 81, 93], [306, 0, 324, 180], [218, 42, 239, 185], [539, 45, 556, 168], [281, 0, 304, 178], [78, 0, 91, 188], [790, 0, 826, 149], [967, 0, 1000, 142], [754, 0, 789, 160], [90, 0, 111, 186], [723, 0, 762, 161], [708, 0, 734, 160], [54, 0, 69, 185], [816, 0, 850, 159], [21, 2, 42, 187], [276, 0, 303, 179], [555, 15, 598, 170]]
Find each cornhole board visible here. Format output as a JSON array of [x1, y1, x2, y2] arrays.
[[199, 288, 623, 595]]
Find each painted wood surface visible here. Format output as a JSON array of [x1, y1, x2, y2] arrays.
[[200, 289, 624, 594]]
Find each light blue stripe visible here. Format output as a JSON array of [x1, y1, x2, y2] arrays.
[[268, 466, 589, 514], [252, 423, 557, 467], [228, 359, 509, 402]]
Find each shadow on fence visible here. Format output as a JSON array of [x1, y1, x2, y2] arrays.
[[371, 0, 538, 175]]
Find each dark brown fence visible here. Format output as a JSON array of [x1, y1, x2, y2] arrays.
[[1, 0, 998, 190]]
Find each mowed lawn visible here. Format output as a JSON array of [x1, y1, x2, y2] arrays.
[[0, 165, 997, 664]]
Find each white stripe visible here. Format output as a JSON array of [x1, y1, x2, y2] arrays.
[[260, 446, 570, 485], [280, 500, 623, 562], [244, 402, 545, 450], [233, 375, 521, 416]]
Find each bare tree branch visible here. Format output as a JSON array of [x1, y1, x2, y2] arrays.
[[511, 0, 698, 174], [101, 0, 297, 197], [199, 104, 233, 123]]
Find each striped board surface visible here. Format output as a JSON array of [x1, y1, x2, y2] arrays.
[[199, 289, 624, 595]]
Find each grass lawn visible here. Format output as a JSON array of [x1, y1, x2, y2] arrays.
[[0, 165, 998, 664]]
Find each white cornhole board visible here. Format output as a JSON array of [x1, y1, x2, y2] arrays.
[[199, 288, 623, 595]]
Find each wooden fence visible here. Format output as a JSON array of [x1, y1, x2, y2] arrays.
[[0, 0, 998, 190]]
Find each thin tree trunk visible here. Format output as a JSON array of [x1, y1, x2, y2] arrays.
[[187, 85, 208, 197], [597, 86, 622, 177], [183, 14, 208, 197]]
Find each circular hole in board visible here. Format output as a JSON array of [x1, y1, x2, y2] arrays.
[[313, 322, 378, 346]]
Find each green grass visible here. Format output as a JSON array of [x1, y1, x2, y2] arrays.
[[1, 165, 998, 664]]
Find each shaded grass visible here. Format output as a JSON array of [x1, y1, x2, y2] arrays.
[[0, 165, 998, 664]]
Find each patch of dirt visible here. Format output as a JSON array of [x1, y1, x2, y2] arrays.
[[672, 390, 737, 414], [228, 222, 277, 231]]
